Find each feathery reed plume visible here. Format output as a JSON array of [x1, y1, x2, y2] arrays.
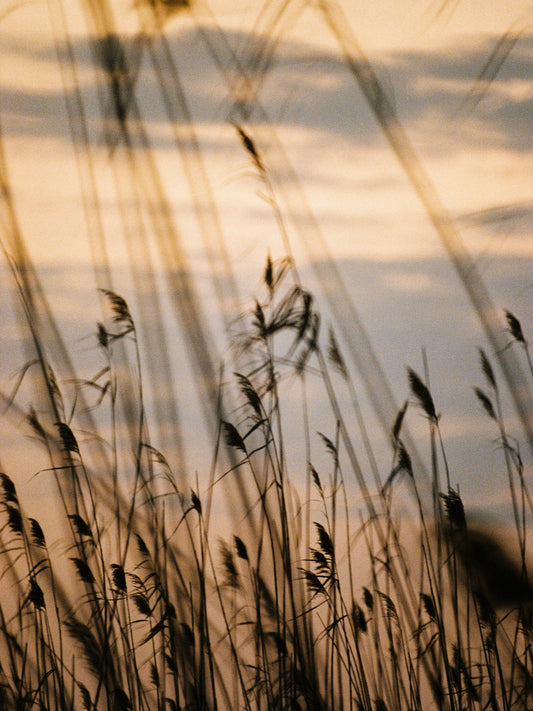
[[407, 368, 437, 422]]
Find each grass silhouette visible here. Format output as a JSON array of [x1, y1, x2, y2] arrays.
[[0, 1, 532, 708], [0, 258, 532, 709]]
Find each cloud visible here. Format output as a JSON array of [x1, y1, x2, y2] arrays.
[[1, 25, 532, 155]]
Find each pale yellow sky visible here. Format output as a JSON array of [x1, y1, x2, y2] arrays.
[[1, 0, 533, 516], [1, 0, 532, 260]]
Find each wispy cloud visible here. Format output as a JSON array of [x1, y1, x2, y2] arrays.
[[1, 27, 532, 153]]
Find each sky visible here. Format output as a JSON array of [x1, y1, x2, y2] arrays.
[[1, 0, 533, 525]]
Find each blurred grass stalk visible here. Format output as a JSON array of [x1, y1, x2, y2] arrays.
[[0, 0, 532, 709]]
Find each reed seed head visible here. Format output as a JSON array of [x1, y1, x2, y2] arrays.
[[407, 368, 437, 421]]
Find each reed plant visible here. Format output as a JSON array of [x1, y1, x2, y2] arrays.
[[0, 255, 532, 710], [1, 1, 532, 708]]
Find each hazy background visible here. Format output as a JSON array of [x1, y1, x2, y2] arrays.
[[1, 0, 533, 523]]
